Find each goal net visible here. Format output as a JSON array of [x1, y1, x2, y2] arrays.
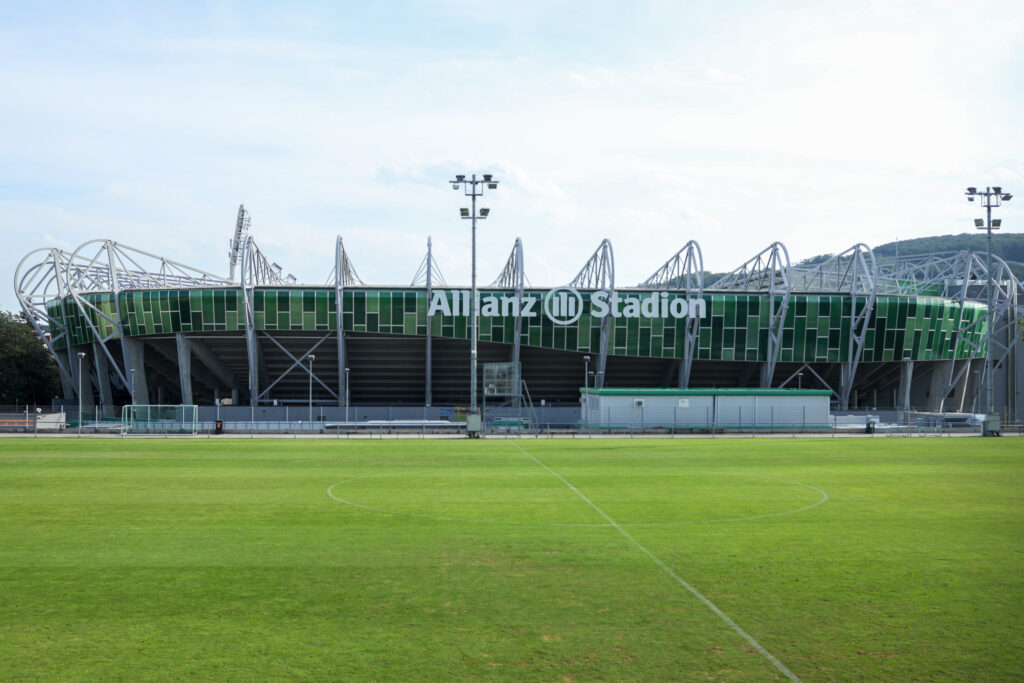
[[121, 404, 199, 435]]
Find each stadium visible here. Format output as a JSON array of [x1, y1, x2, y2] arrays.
[[15, 204, 1024, 425]]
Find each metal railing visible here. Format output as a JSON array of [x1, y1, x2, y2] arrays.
[[2, 407, 1020, 438]]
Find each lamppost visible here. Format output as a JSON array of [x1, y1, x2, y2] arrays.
[[307, 354, 315, 429], [797, 371, 803, 390], [966, 186, 1012, 434], [77, 352, 86, 436], [129, 368, 136, 406], [582, 355, 591, 422], [345, 367, 350, 423], [450, 173, 498, 437]]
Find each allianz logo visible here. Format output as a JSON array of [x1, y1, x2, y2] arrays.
[[428, 287, 706, 326]]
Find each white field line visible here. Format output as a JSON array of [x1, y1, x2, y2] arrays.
[[327, 473, 827, 527], [511, 441, 802, 683], [326, 476, 608, 527]]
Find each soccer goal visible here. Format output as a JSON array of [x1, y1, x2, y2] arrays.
[[121, 404, 199, 435]]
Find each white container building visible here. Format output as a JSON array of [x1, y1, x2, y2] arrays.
[[580, 388, 831, 430]]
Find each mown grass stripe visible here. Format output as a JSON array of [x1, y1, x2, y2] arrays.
[[512, 440, 802, 682]]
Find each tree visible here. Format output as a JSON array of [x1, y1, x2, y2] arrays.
[[0, 310, 62, 406]]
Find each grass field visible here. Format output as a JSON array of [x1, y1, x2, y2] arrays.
[[1, 436, 1022, 681]]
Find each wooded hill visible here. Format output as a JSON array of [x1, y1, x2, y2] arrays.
[[697, 233, 1024, 286]]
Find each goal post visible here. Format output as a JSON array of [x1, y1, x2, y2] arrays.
[[121, 404, 199, 435]]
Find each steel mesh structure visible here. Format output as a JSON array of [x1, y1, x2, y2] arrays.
[[15, 209, 1024, 423]]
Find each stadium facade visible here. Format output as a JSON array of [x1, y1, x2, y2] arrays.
[[15, 206, 1024, 422]]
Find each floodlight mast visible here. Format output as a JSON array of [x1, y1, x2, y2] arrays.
[[450, 173, 499, 434], [965, 186, 1012, 433], [77, 352, 86, 437]]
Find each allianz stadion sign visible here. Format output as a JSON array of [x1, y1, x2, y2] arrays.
[[428, 286, 706, 326]]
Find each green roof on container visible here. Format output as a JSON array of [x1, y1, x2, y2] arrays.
[[581, 388, 832, 397]]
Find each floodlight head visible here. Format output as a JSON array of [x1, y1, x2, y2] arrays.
[[479, 208, 490, 217], [966, 187, 977, 194], [993, 186, 1002, 194], [455, 174, 466, 182], [1002, 193, 1012, 201], [584, 355, 591, 361], [968, 196, 975, 202], [451, 183, 460, 190], [460, 208, 470, 218], [77, 352, 86, 358], [308, 354, 316, 362], [991, 219, 1002, 228], [482, 174, 492, 182], [975, 219, 985, 228], [487, 182, 498, 189]]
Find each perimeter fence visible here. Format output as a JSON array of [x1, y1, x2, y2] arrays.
[[2, 405, 1020, 438]]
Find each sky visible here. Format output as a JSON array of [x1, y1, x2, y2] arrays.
[[3, 0, 1023, 312]]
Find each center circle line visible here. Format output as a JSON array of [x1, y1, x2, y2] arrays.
[[326, 472, 828, 527]]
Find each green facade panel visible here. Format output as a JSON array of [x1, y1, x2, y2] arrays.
[[47, 287, 989, 365]]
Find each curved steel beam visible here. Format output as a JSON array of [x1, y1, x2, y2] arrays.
[[641, 241, 705, 387], [490, 238, 527, 368], [15, 247, 77, 394], [571, 239, 614, 388], [714, 242, 791, 387], [326, 237, 364, 288], [790, 243, 878, 408], [640, 240, 704, 291]]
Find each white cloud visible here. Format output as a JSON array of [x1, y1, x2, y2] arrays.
[[2, 0, 1023, 312]]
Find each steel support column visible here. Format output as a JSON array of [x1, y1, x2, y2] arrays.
[[176, 333, 193, 406], [91, 341, 114, 416], [425, 238, 433, 406], [336, 237, 348, 408], [571, 240, 615, 389]]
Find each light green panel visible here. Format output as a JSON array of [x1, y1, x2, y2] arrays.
[[47, 288, 989, 364]]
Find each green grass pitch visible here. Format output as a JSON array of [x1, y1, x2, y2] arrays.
[[1, 436, 1022, 681]]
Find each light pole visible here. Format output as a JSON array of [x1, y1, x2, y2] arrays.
[[583, 355, 592, 426], [307, 354, 315, 429], [344, 367, 350, 423], [797, 371, 803, 390], [129, 368, 136, 406], [77, 352, 86, 436], [966, 186, 1012, 433], [450, 173, 498, 436]]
